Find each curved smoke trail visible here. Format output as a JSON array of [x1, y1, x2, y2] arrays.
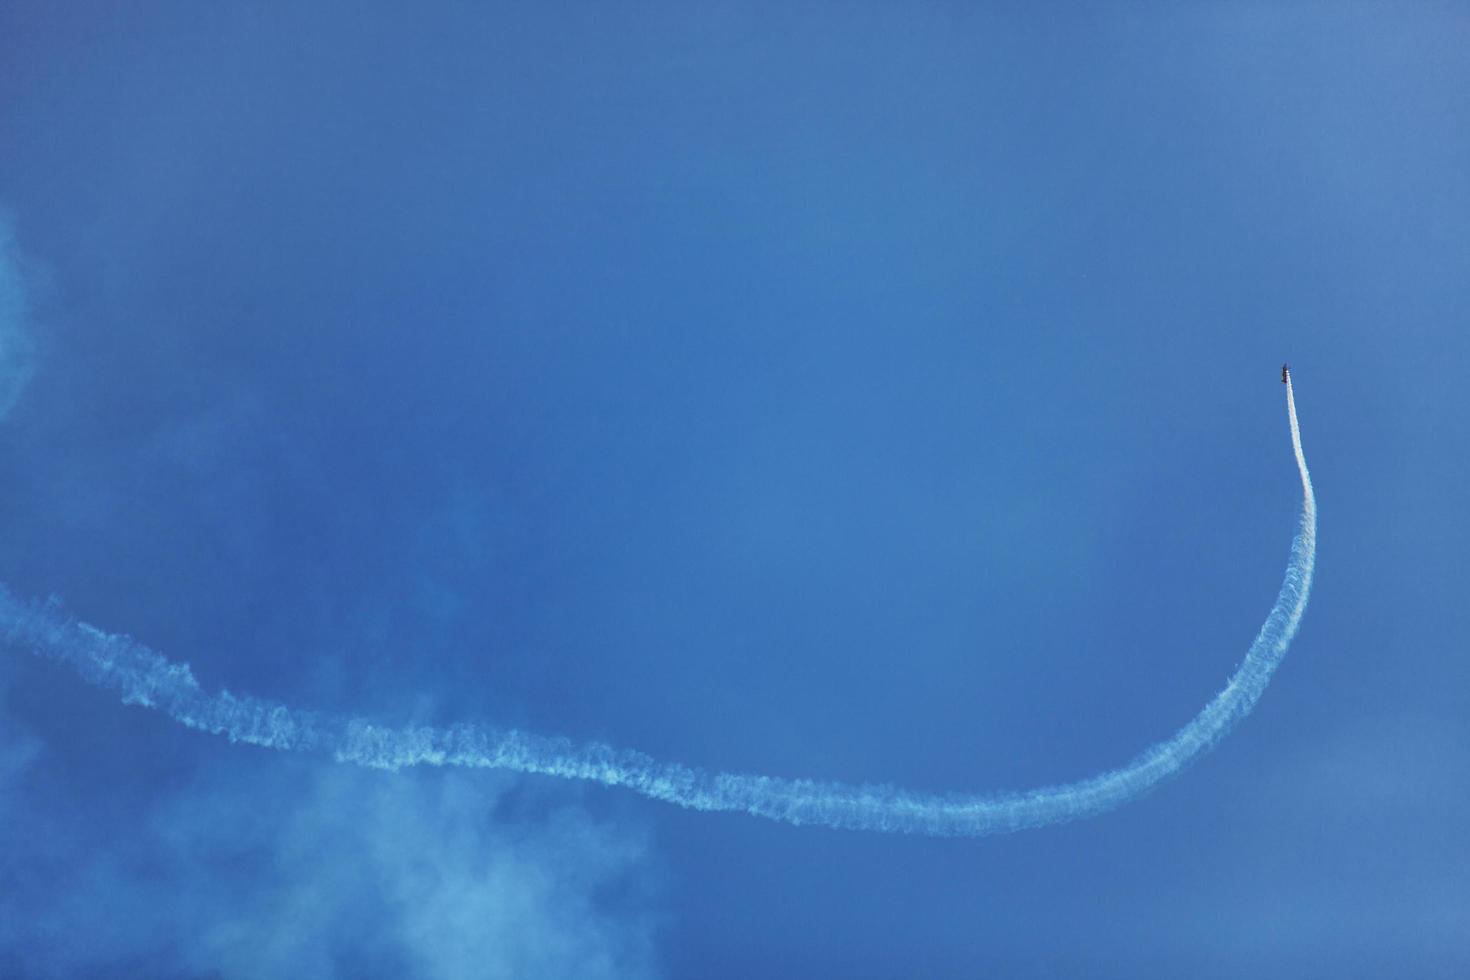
[[1, 379, 1314, 836]]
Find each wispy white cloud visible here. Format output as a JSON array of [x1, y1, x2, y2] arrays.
[[0, 713, 664, 979]]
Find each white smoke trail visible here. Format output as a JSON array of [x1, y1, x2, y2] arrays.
[[0, 378, 1315, 836]]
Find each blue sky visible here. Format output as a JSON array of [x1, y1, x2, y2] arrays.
[[2, 3, 1468, 977]]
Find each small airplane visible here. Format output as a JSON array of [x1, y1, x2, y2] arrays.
[[1281, 363, 1290, 384]]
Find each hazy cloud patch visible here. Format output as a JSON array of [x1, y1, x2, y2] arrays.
[[0, 736, 664, 979]]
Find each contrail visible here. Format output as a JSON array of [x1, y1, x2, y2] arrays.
[[0, 376, 1315, 836]]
